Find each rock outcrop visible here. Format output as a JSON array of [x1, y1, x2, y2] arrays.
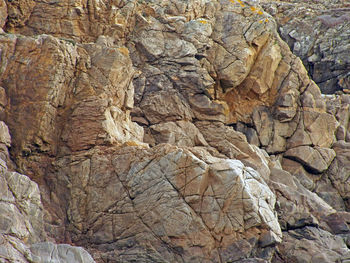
[[0, 0, 350, 262], [262, 0, 350, 94], [0, 121, 95, 262]]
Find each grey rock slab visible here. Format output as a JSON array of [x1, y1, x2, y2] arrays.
[[30, 242, 95, 263]]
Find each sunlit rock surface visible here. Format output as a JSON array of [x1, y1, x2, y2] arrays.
[[1, 0, 350, 262]]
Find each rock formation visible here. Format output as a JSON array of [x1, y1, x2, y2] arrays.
[[261, 0, 350, 94], [0, 0, 350, 262]]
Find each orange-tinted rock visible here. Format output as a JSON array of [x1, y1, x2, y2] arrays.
[[1, 0, 350, 262]]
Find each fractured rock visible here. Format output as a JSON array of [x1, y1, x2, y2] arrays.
[[284, 146, 336, 174]]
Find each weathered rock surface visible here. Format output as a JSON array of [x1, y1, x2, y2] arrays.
[[274, 227, 350, 263], [0, 33, 144, 179], [284, 146, 336, 174], [50, 144, 281, 262], [30, 242, 95, 263], [0, 122, 95, 263], [1, 0, 350, 262], [262, 0, 350, 94], [0, 0, 6, 33]]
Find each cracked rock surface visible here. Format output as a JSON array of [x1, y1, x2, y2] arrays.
[[1, 0, 350, 262], [262, 0, 350, 94]]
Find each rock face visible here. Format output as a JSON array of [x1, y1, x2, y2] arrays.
[[1, 0, 350, 262], [262, 0, 350, 94], [0, 121, 95, 262], [56, 144, 280, 262]]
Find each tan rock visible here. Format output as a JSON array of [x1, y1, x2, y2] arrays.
[[273, 90, 298, 122], [0, 143, 94, 263], [0, 33, 144, 177], [49, 143, 281, 262], [263, 0, 350, 94], [303, 110, 338, 147], [327, 141, 350, 210], [286, 116, 313, 149], [0, 121, 11, 147], [284, 146, 336, 174], [30, 242, 95, 263], [315, 177, 347, 211], [145, 121, 208, 147], [270, 175, 335, 231], [277, 227, 350, 263], [5, 0, 136, 43], [196, 121, 271, 180], [140, 90, 194, 125], [2, 0, 350, 262], [266, 119, 298, 154], [0, 0, 6, 31], [252, 107, 274, 147], [282, 158, 317, 191], [269, 167, 297, 190]]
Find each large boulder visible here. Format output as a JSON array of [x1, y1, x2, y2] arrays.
[[51, 144, 281, 262]]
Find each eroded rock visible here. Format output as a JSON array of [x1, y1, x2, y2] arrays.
[[262, 0, 350, 94], [284, 146, 336, 174], [0, 122, 95, 263], [51, 144, 280, 262], [1, 0, 350, 262]]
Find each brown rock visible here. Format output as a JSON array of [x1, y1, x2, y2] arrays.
[[2, 0, 350, 262], [271, 174, 335, 232], [0, 33, 144, 178], [4, 0, 35, 31], [50, 144, 281, 262], [263, 0, 350, 94], [252, 107, 274, 147], [0, 0, 6, 31], [269, 167, 298, 190], [282, 158, 318, 191], [324, 213, 350, 234], [5, 0, 137, 43], [0, 121, 11, 147], [303, 110, 338, 148], [145, 121, 208, 147], [140, 90, 193, 125], [286, 117, 313, 149], [315, 177, 347, 211]]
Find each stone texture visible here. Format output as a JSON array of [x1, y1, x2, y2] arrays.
[[284, 146, 336, 174], [50, 144, 281, 262], [196, 121, 271, 181], [0, 122, 95, 263], [0, 156, 45, 246], [4, 0, 138, 43], [30, 242, 95, 263], [262, 0, 350, 94], [274, 227, 350, 263], [0, 33, 144, 179], [1, 0, 350, 262], [145, 121, 208, 147], [0, 121, 10, 147], [327, 141, 350, 210], [269, 169, 336, 232], [0, 0, 6, 32]]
